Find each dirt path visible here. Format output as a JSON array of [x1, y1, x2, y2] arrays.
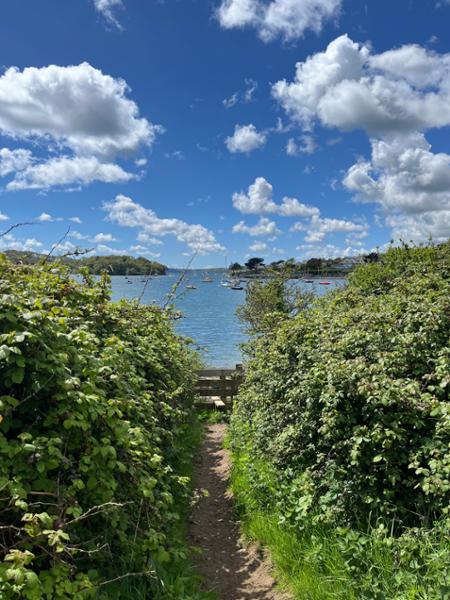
[[188, 423, 289, 600]]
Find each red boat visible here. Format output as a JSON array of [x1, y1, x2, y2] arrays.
[[319, 281, 332, 285]]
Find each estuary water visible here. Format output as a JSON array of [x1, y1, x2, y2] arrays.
[[110, 271, 345, 367]]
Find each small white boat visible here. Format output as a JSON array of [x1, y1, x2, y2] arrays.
[[186, 284, 197, 290], [230, 278, 244, 290]]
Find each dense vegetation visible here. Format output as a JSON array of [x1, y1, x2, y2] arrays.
[[0, 255, 206, 599], [4, 251, 166, 276], [231, 242, 450, 598], [229, 255, 365, 277]]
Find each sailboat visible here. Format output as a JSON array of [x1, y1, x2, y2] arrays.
[[220, 255, 233, 287], [230, 278, 244, 290], [202, 272, 213, 283]]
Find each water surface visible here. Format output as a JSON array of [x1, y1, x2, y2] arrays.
[[110, 271, 344, 367]]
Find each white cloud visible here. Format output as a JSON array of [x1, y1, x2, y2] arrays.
[[104, 194, 224, 254], [225, 124, 266, 154], [51, 241, 78, 255], [344, 133, 450, 241], [233, 216, 281, 237], [223, 78, 258, 108], [286, 134, 317, 156], [164, 150, 185, 160], [291, 214, 368, 242], [232, 176, 319, 217], [36, 212, 57, 222], [296, 243, 368, 259], [384, 211, 450, 243], [217, 0, 342, 42], [0, 62, 160, 190], [0, 233, 43, 252], [223, 92, 239, 109], [0, 212, 9, 222], [96, 244, 123, 255], [344, 133, 450, 214], [0, 147, 32, 176], [7, 156, 134, 191], [93, 233, 117, 243], [136, 231, 164, 245], [69, 217, 83, 224], [69, 231, 89, 241], [273, 35, 450, 136], [273, 35, 450, 242], [93, 0, 123, 29], [249, 241, 268, 252], [0, 63, 157, 158], [129, 244, 161, 258]]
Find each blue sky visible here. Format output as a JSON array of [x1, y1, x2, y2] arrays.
[[0, 0, 449, 267]]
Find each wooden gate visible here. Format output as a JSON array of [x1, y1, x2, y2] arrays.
[[195, 365, 244, 409]]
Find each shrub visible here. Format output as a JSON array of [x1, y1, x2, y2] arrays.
[[0, 257, 201, 599], [232, 242, 450, 529]]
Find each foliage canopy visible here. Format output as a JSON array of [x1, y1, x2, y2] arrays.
[[0, 255, 200, 599]]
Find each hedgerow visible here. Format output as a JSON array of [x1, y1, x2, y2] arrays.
[[231, 242, 450, 597], [0, 256, 204, 599]]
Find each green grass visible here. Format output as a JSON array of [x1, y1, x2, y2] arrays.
[[230, 451, 450, 600]]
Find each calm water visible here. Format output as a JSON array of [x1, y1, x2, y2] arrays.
[[109, 271, 345, 367]]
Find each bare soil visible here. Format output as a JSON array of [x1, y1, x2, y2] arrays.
[[188, 423, 290, 600]]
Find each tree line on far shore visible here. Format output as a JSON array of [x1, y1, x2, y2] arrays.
[[3, 250, 167, 276], [229, 253, 380, 276]]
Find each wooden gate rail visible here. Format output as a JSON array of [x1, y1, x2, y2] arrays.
[[195, 365, 244, 409]]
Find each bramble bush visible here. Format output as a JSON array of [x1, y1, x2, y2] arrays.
[[0, 256, 203, 599], [231, 242, 450, 597]]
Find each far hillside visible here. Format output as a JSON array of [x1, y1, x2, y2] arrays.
[[3, 251, 167, 276]]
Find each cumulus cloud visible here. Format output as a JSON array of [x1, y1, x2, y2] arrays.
[[249, 241, 268, 252], [291, 214, 368, 242], [69, 231, 89, 241], [6, 156, 134, 191], [36, 212, 59, 222], [95, 244, 123, 255], [232, 176, 319, 217], [0, 212, 9, 222], [0, 63, 156, 158], [344, 134, 450, 214], [136, 231, 164, 245], [217, 0, 342, 42], [274, 35, 450, 241], [273, 35, 450, 136], [296, 243, 368, 259], [104, 194, 224, 254], [0, 62, 160, 190], [344, 133, 450, 241], [0, 233, 43, 252], [69, 217, 83, 224], [129, 244, 161, 258], [232, 216, 281, 236], [0, 148, 32, 177], [93, 233, 117, 243], [225, 124, 266, 154]]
